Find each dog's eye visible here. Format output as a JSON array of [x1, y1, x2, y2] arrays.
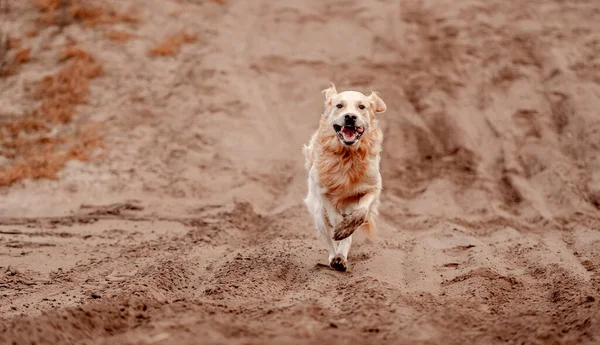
[[336, 104, 343, 109], [358, 105, 365, 110]]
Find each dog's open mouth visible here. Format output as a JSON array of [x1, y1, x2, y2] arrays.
[[333, 124, 364, 145]]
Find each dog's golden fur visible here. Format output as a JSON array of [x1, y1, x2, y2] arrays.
[[303, 84, 386, 271]]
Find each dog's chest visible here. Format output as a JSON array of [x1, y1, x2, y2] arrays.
[[316, 151, 377, 199]]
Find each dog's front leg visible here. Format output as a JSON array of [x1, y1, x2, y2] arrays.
[[330, 235, 353, 272], [333, 190, 378, 241]]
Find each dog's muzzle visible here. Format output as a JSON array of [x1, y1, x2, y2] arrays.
[[333, 114, 364, 146]]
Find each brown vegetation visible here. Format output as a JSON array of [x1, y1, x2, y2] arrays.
[[13, 48, 32, 64], [148, 31, 196, 57], [0, 35, 32, 77], [0, 45, 103, 186], [25, 29, 39, 38], [0, 126, 101, 186], [7, 37, 21, 49], [0, 1, 116, 187], [106, 30, 134, 42], [34, 45, 103, 123], [32, 0, 138, 28]]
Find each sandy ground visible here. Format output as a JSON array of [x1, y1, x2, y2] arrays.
[[1, 0, 600, 344]]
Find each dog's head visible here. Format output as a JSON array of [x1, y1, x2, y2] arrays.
[[321, 84, 386, 147]]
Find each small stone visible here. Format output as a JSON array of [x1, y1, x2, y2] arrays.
[[6, 267, 17, 276]]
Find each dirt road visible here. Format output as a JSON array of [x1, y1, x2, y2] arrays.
[[1, 0, 600, 344]]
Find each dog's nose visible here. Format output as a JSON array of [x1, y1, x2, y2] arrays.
[[344, 114, 357, 123]]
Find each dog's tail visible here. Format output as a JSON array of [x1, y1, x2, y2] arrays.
[[361, 213, 377, 238]]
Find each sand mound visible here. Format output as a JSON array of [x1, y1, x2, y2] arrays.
[[1, 0, 599, 344]]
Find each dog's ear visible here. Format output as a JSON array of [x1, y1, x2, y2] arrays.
[[322, 83, 337, 108], [369, 92, 387, 114]]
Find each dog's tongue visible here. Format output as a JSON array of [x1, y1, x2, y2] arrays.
[[341, 127, 357, 142]]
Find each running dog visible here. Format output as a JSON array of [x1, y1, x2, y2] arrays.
[[303, 84, 386, 271]]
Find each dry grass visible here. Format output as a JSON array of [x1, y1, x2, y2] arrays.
[[14, 48, 32, 64], [0, 0, 9, 14], [31, 0, 62, 12], [33, 45, 103, 123], [0, 45, 104, 186], [0, 126, 102, 186], [148, 31, 197, 57], [25, 29, 39, 38], [71, 3, 138, 27], [0, 33, 9, 75], [0, 1, 120, 187], [0, 35, 32, 77], [106, 30, 134, 42], [8, 37, 21, 49], [32, 0, 139, 28]]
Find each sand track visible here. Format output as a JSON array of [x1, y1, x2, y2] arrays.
[[1, 0, 600, 344]]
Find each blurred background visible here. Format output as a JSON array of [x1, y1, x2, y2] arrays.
[[1, 0, 599, 344]]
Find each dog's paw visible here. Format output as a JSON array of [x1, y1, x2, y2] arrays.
[[329, 254, 348, 272], [333, 209, 366, 241]]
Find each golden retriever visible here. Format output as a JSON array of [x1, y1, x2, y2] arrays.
[[303, 84, 386, 271]]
